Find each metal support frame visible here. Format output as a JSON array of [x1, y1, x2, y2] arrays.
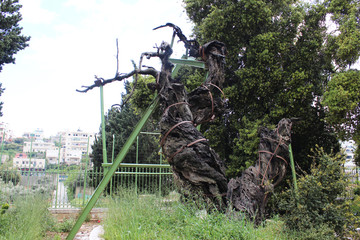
[[66, 97, 159, 240], [0, 131, 5, 166], [289, 143, 298, 206], [54, 135, 62, 208], [67, 43, 207, 239], [82, 136, 90, 206]]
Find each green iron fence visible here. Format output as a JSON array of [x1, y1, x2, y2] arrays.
[[0, 164, 174, 209]]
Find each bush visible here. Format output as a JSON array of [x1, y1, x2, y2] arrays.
[[278, 147, 358, 238]]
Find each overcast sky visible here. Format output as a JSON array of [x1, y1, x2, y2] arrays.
[[0, 0, 193, 137], [1, 1, 359, 138]]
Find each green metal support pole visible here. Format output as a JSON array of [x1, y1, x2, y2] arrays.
[[0, 131, 5, 166], [55, 135, 62, 208], [66, 96, 159, 240], [135, 135, 139, 193], [110, 134, 115, 196], [27, 136, 33, 191], [82, 136, 90, 207], [159, 148, 163, 195], [100, 85, 108, 166], [289, 143, 298, 205]]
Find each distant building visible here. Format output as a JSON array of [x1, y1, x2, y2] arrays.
[[22, 128, 44, 140], [46, 147, 64, 165], [342, 140, 358, 182], [23, 139, 55, 153], [342, 140, 356, 168], [13, 157, 46, 171], [47, 129, 95, 166]]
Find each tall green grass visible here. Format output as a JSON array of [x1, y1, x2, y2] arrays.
[[0, 195, 54, 240], [103, 189, 294, 240]]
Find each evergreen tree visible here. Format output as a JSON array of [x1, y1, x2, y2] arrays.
[[0, 0, 30, 116], [183, 0, 359, 176], [0, 0, 30, 71]]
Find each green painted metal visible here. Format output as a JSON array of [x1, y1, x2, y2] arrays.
[[100, 85, 108, 165], [159, 148, 163, 195], [289, 143, 298, 205], [66, 96, 159, 240], [82, 136, 90, 206], [0, 131, 5, 166], [27, 137, 33, 191], [135, 136, 139, 193], [114, 171, 172, 175], [102, 163, 170, 168], [169, 58, 205, 69], [54, 135, 62, 208], [110, 134, 115, 195]]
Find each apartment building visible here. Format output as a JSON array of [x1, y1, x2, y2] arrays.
[[23, 139, 55, 153], [342, 140, 356, 168], [54, 129, 95, 165], [13, 153, 46, 171]]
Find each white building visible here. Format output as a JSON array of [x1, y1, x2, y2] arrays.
[[22, 128, 44, 140], [23, 139, 56, 153], [342, 140, 356, 168], [342, 140, 358, 182], [46, 147, 64, 165], [13, 157, 46, 171], [47, 129, 95, 166]]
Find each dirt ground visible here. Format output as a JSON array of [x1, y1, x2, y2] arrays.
[[45, 220, 103, 240]]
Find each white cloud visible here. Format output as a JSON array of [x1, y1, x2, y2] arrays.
[[20, 0, 57, 24], [1, 0, 193, 137]]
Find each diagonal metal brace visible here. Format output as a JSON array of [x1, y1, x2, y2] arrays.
[[66, 96, 159, 240]]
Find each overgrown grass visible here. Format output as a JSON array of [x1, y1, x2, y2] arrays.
[[103, 189, 295, 240], [0, 195, 55, 240]]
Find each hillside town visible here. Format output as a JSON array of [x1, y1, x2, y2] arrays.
[[0, 122, 96, 171]]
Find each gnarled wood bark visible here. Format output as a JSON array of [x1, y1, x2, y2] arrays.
[[77, 26, 292, 221], [227, 118, 292, 223], [157, 41, 228, 209]]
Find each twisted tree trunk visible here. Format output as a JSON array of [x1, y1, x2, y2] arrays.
[[157, 41, 228, 209], [227, 118, 292, 223], [78, 31, 293, 222], [151, 41, 292, 219]]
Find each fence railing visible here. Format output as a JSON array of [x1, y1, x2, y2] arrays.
[[0, 164, 174, 209]]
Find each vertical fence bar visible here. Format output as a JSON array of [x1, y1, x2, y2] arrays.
[[27, 137, 33, 193], [135, 136, 139, 193], [110, 134, 115, 195], [159, 148, 163, 195], [54, 135, 62, 208], [289, 143, 298, 205], [0, 131, 5, 166], [82, 136, 90, 207]]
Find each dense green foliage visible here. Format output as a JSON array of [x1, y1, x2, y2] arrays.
[[278, 148, 358, 238], [182, 0, 360, 176], [0, 0, 30, 115], [0, 0, 29, 71], [323, 70, 360, 164]]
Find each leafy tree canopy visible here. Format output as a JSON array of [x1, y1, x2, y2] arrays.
[[323, 70, 360, 164], [0, 0, 30, 72], [0, 0, 30, 116], [182, 0, 360, 175]]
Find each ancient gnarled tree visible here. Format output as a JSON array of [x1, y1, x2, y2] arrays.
[[78, 24, 292, 222]]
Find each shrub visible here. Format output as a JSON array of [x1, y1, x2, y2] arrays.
[[278, 147, 358, 238]]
